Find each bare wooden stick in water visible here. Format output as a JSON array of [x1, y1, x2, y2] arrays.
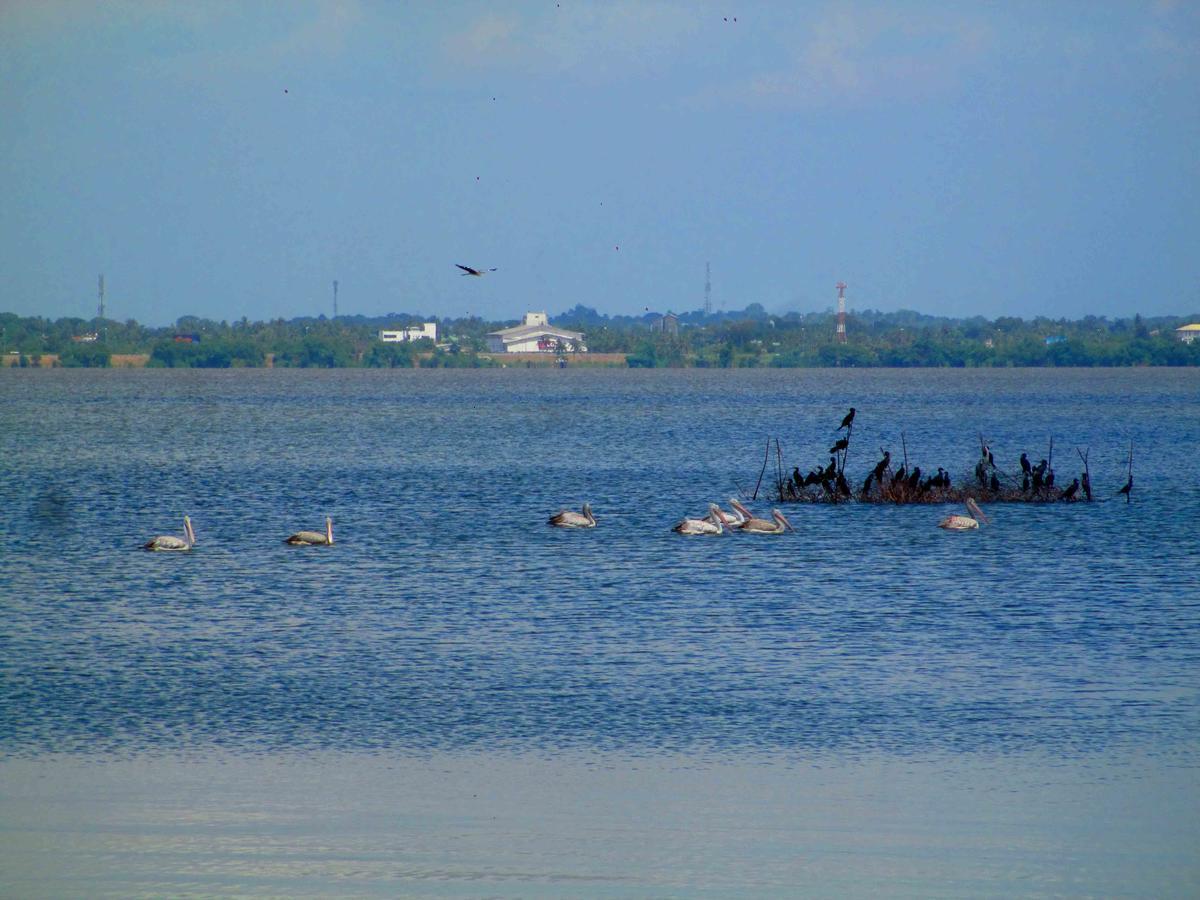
[[752, 436, 770, 501]]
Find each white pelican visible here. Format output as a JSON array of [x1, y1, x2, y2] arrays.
[[938, 498, 990, 531], [549, 503, 596, 528], [286, 516, 334, 545], [456, 264, 497, 277], [674, 503, 730, 535], [705, 499, 746, 528], [144, 515, 195, 551], [729, 499, 794, 533]]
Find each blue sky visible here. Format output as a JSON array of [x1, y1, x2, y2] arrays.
[[2, 1, 1197, 326]]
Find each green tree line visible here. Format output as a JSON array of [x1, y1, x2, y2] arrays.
[[2, 307, 1197, 368]]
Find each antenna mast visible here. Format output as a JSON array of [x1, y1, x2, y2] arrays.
[[836, 281, 847, 343], [97, 274, 105, 321], [704, 262, 711, 317], [333, 280, 339, 319]]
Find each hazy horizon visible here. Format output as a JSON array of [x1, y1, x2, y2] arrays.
[[2, 1, 1197, 326]]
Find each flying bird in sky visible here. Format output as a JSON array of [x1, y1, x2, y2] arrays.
[[456, 264, 496, 277]]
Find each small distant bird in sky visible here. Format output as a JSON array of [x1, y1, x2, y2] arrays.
[[456, 264, 496, 277]]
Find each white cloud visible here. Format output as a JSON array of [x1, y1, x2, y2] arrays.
[[128, 0, 364, 84], [440, 2, 701, 80], [703, 5, 994, 109]]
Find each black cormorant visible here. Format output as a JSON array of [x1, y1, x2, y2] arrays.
[[872, 451, 890, 482], [1118, 476, 1133, 501], [1061, 479, 1079, 501], [837, 408, 856, 431]]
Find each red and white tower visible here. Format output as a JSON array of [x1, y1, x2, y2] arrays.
[[835, 281, 847, 343]]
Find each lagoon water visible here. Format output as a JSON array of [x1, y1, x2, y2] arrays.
[[1, 368, 1198, 897]]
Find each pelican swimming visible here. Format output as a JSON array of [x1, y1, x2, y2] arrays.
[[285, 516, 334, 545], [549, 503, 595, 528], [674, 503, 730, 535], [729, 499, 794, 533], [144, 515, 195, 551], [938, 498, 990, 531], [705, 499, 747, 527]]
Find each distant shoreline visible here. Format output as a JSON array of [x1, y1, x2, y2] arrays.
[[1, 352, 630, 369]]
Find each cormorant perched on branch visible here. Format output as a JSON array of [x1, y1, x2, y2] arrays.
[[990, 473, 1000, 493], [861, 472, 875, 495], [1032, 459, 1048, 493], [975, 460, 987, 486], [792, 467, 804, 491], [1022, 473, 1031, 493], [1046, 469, 1056, 490], [1118, 475, 1133, 501], [836, 472, 851, 497], [829, 437, 849, 454], [1020, 453, 1032, 476], [838, 408, 856, 431], [872, 451, 890, 482], [893, 465, 906, 485], [1061, 478, 1079, 501], [907, 467, 922, 491]]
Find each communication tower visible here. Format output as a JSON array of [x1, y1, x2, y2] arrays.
[[97, 274, 105, 320], [333, 280, 339, 319], [835, 281, 847, 343], [704, 262, 711, 317]]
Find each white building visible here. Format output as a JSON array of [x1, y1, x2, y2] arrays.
[[1175, 324, 1200, 344], [379, 322, 437, 343], [486, 312, 586, 353]]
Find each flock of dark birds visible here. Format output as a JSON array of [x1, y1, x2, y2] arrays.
[[775, 408, 1134, 506]]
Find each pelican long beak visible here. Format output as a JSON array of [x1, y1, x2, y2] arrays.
[[775, 510, 795, 532], [966, 498, 990, 525]]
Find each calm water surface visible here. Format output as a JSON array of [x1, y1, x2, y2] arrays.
[[1, 368, 1198, 896]]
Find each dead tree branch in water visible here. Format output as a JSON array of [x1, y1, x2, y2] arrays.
[[752, 436, 770, 501]]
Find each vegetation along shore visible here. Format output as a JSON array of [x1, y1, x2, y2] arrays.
[[3, 305, 1198, 369]]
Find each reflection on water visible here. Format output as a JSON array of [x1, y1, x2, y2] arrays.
[[2, 750, 1198, 898]]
